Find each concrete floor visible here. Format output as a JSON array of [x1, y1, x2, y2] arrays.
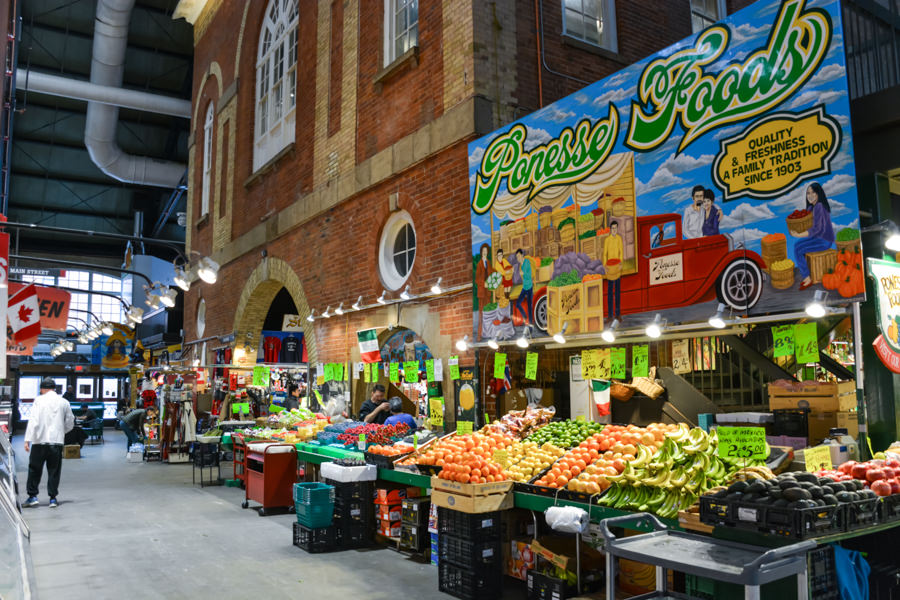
[[13, 430, 525, 600]]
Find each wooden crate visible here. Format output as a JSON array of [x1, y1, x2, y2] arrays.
[[430, 477, 513, 513], [837, 410, 859, 438], [511, 232, 534, 255], [678, 510, 714, 534], [547, 282, 582, 336], [560, 241, 575, 256], [539, 242, 560, 261], [580, 236, 599, 259], [582, 279, 604, 332], [806, 249, 837, 284], [536, 227, 560, 245], [808, 411, 838, 444], [768, 381, 856, 412], [538, 264, 554, 283], [525, 213, 538, 232]]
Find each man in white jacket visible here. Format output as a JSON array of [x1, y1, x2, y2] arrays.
[[24, 378, 75, 508]]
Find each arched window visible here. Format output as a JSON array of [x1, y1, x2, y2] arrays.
[[201, 103, 214, 217], [254, 0, 299, 171]]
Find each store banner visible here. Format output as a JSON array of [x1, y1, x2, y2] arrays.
[[281, 314, 305, 332], [469, 0, 861, 343], [868, 258, 900, 373], [0, 232, 7, 377], [91, 323, 134, 369]]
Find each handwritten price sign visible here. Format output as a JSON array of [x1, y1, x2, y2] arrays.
[[525, 352, 539, 380], [672, 339, 691, 374], [581, 349, 600, 379], [717, 427, 768, 460], [794, 323, 819, 363], [773, 325, 794, 358], [598, 348, 611, 379], [632, 345, 649, 378], [429, 397, 444, 427], [610, 347, 626, 379], [456, 421, 473, 435], [805, 445, 833, 472]]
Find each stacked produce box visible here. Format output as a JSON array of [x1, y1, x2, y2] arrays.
[[374, 485, 422, 539], [768, 381, 856, 444], [400, 496, 431, 553], [437, 507, 503, 600]]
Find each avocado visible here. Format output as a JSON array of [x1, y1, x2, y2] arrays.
[[779, 480, 801, 490], [836, 491, 853, 503], [772, 498, 790, 507], [853, 480, 865, 491], [728, 481, 750, 494], [754, 495, 773, 505], [726, 492, 744, 501], [818, 477, 835, 486], [798, 481, 816, 490], [849, 492, 861, 501], [808, 487, 824, 500], [861, 489, 877, 499], [768, 488, 783, 499], [841, 482, 857, 492], [746, 481, 767, 495], [794, 472, 819, 484], [783, 487, 813, 502], [822, 494, 838, 505], [825, 483, 845, 496]]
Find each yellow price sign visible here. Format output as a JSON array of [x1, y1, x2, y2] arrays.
[[805, 445, 833, 472], [429, 397, 444, 427], [491, 449, 509, 468]]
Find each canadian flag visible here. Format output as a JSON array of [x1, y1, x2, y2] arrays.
[[8, 284, 41, 342]]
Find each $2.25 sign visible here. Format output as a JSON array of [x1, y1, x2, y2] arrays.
[[717, 427, 767, 460]]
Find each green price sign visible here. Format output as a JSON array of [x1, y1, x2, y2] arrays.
[[456, 421, 473, 435], [525, 352, 539, 380], [632, 345, 649, 378], [794, 323, 819, 363], [323, 363, 334, 382], [404, 361, 419, 383], [333, 362, 344, 382], [717, 427, 768, 460], [252, 366, 270, 387], [449, 356, 460, 380], [232, 402, 250, 415], [598, 348, 611, 379], [364, 363, 371, 383], [773, 325, 795, 358], [494, 353, 507, 379], [268, 404, 283, 413], [610, 347, 626, 379], [371, 362, 380, 382], [426, 359, 435, 382], [389, 362, 400, 383]]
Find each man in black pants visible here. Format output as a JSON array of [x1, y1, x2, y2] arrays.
[[24, 378, 75, 508]]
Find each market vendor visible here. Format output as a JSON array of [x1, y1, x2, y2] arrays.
[[359, 384, 389, 424], [285, 383, 302, 411], [384, 397, 417, 431]]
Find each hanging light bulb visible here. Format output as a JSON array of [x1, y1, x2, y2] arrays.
[[101, 322, 114, 336], [173, 266, 190, 291], [488, 338, 499, 350], [126, 306, 144, 325], [645, 314, 664, 339], [197, 257, 220, 284], [552, 323, 568, 345], [159, 286, 177, 308], [708, 303, 727, 329], [805, 290, 828, 318], [431, 277, 443, 294], [455, 335, 469, 352]]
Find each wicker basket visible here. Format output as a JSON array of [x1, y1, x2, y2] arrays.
[[611, 198, 627, 217], [525, 213, 539, 232], [610, 382, 635, 402], [631, 377, 665, 399], [605, 260, 622, 281], [836, 239, 860, 254], [770, 264, 795, 289], [786, 213, 813, 234]]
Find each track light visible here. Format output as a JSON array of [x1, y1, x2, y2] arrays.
[[887, 232, 900, 252], [601, 319, 620, 343], [78, 332, 88, 344], [552, 323, 568, 345], [64, 340, 75, 351], [488, 338, 499, 350], [159, 286, 177, 308], [101, 322, 114, 336], [516, 326, 531, 348], [455, 335, 469, 352], [335, 302, 344, 316], [431, 278, 443, 294], [197, 257, 220, 284], [400, 285, 412, 300], [126, 306, 144, 325], [805, 290, 828, 318], [173, 266, 190, 291], [147, 292, 161, 309], [645, 314, 664, 339], [377, 291, 387, 304], [307, 309, 316, 322], [352, 296, 363, 310], [322, 306, 332, 318], [708, 303, 727, 329]]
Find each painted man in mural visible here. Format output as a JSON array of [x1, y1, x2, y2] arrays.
[[475, 243, 493, 337], [494, 249, 513, 308], [603, 220, 623, 321], [514, 248, 533, 324], [683, 185, 705, 239]]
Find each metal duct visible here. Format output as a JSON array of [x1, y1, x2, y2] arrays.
[[85, 0, 187, 188], [16, 69, 191, 118]]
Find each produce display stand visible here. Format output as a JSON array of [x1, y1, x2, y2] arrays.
[[241, 442, 297, 516], [600, 513, 815, 600]]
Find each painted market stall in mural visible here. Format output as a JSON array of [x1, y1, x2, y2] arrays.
[[469, 0, 863, 342]]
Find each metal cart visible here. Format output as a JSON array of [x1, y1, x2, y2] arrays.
[[599, 513, 815, 600], [241, 442, 297, 516]]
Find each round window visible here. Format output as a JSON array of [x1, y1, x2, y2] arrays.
[[378, 211, 416, 290], [196, 298, 207, 338]]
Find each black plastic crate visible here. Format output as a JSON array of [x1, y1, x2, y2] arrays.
[[292, 522, 336, 553], [334, 520, 372, 548], [325, 479, 374, 502], [526, 570, 603, 600], [842, 497, 880, 531], [438, 560, 502, 600], [773, 409, 809, 437], [761, 502, 841, 539], [364, 450, 411, 469], [192, 443, 220, 467], [869, 562, 900, 600], [698, 495, 733, 527], [437, 507, 501, 539], [807, 545, 840, 600], [334, 498, 374, 523], [400, 522, 428, 552], [401, 497, 431, 526], [878, 495, 900, 523], [439, 533, 502, 569]]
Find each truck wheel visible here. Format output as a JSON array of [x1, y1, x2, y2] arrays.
[[533, 296, 548, 332], [717, 258, 763, 311]]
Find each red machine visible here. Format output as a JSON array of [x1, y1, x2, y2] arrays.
[[240, 442, 297, 516]]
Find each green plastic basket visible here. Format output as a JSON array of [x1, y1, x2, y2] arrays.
[[295, 501, 334, 528], [293, 482, 335, 504]]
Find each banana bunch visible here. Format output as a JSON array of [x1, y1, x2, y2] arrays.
[[727, 465, 775, 483], [600, 484, 698, 519]]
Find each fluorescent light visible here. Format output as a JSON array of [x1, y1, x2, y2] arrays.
[[646, 314, 663, 339], [431, 277, 443, 294], [159, 286, 177, 308], [322, 306, 332, 318], [488, 338, 499, 350], [307, 310, 316, 322], [173, 266, 190, 291], [352, 296, 363, 310], [455, 335, 469, 352], [806, 290, 827, 318], [197, 257, 219, 284], [708, 303, 727, 329], [400, 285, 412, 301], [601, 319, 619, 343], [335, 302, 344, 316], [377, 291, 387, 304]]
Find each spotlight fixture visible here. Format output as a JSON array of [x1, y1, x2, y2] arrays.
[[601, 319, 620, 343], [307, 310, 317, 322], [887, 231, 900, 252], [101, 322, 114, 336], [78, 332, 88, 344], [455, 335, 469, 352], [645, 314, 664, 339], [431, 277, 443, 294], [805, 290, 828, 318], [488, 338, 499, 350], [126, 306, 144, 325], [516, 326, 531, 349], [322, 306, 332, 318], [335, 302, 344, 316], [552, 323, 568, 345], [173, 266, 191, 291], [159, 286, 177, 308], [64, 340, 75, 352], [377, 291, 387, 304], [197, 257, 220, 284], [400, 285, 412, 301], [352, 296, 363, 310], [147, 292, 161, 309], [708, 303, 727, 329]]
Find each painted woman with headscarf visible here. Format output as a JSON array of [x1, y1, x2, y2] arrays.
[[790, 182, 835, 290]]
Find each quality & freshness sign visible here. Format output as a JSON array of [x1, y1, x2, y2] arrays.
[[868, 258, 900, 373], [469, 0, 861, 345]]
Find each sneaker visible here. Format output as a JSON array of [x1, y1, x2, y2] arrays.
[[23, 496, 39, 507], [48, 498, 58, 508]]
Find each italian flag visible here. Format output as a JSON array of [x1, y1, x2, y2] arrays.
[[357, 328, 380, 363]]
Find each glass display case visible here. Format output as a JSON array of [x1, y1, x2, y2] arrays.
[[0, 431, 37, 598]]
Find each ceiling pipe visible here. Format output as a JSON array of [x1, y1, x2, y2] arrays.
[[85, 0, 186, 188], [16, 69, 191, 118]]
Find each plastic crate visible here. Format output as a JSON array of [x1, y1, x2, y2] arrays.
[[772, 409, 809, 437], [698, 495, 733, 527], [878, 495, 900, 522], [761, 502, 841, 538], [293, 522, 336, 553], [437, 507, 501, 539], [192, 443, 220, 466], [438, 560, 501, 600], [334, 520, 372, 548], [402, 497, 431, 526], [293, 482, 335, 504], [438, 533, 502, 569], [400, 523, 428, 552], [295, 500, 334, 528], [326, 479, 373, 502], [807, 545, 840, 600], [525, 570, 602, 600], [842, 497, 880, 531]]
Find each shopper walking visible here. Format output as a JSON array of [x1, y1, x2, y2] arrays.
[[23, 378, 75, 508]]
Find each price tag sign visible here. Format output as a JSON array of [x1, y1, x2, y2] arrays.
[[494, 353, 507, 379], [598, 348, 611, 379], [389, 362, 400, 383], [316, 375, 325, 386], [426, 359, 435, 382], [581, 349, 599, 379], [492, 449, 509, 468], [429, 397, 444, 427], [672, 339, 691, 374], [358, 433, 366, 442], [525, 352, 539, 380], [717, 427, 768, 460], [632, 345, 649, 378], [449, 356, 460, 380], [610, 347, 626, 379], [457, 421, 473, 435], [404, 361, 419, 383], [794, 323, 819, 363], [252, 366, 270, 387], [773, 325, 794, 358], [268, 403, 283, 413], [434, 358, 443, 381], [364, 363, 371, 383], [334, 363, 344, 382], [413, 433, 418, 451], [371, 362, 380, 382], [805, 445, 833, 472], [323, 363, 334, 382]]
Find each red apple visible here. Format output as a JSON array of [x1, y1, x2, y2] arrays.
[[871, 480, 892, 497], [889, 479, 900, 495], [867, 468, 886, 483], [852, 463, 869, 480], [839, 461, 857, 475]]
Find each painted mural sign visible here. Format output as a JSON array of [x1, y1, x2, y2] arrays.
[[91, 323, 134, 369], [469, 0, 860, 342], [868, 258, 900, 373]]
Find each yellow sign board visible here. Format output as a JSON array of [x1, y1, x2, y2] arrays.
[[805, 445, 833, 472]]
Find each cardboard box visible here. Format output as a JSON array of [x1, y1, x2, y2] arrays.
[[63, 445, 80, 459], [837, 411, 859, 438], [430, 476, 513, 513], [807, 411, 838, 444], [767, 381, 856, 412], [377, 522, 402, 538], [530, 536, 605, 574], [376, 504, 402, 521], [506, 538, 536, 580], [374, 486, 421, 505]]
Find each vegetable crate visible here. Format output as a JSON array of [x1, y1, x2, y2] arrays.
[[401, 497, 431, 526], [580, 236, 601, 259], [767, 381, 857, 412], [547, 282, 583, 337], [293, 522, 336, 553], [806, 249, 837, 284], [431, 477, 513, 513], [437, 507, 502, 538], [878, 495, 900, 522], [400, 523, 428, 552], [581, 279, 604, 333], [840, 497, 880, 531]]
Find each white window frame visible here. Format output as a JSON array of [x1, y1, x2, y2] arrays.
[[561, 0, 617, 53], [201, 103, 213, 217], [690, 0, 727, 33], [383, 0, 419, 67], [378, 210, 417, 291], [254, 0, 299, 172]]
